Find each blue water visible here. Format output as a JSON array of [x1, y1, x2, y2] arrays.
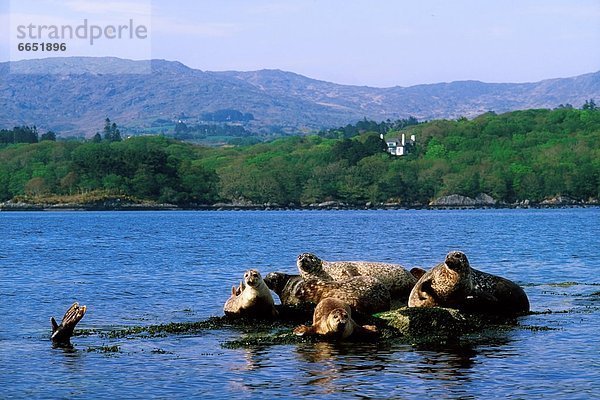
[[1, 209, 599, 399]]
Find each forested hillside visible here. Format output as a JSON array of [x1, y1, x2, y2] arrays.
[[1, 107, 598, 207]]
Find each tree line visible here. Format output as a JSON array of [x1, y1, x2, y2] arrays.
[[173, 121, 252, 141], [318, 116, 420, 139], [0, 106, 598, 206], [0, 135, 217, 204], [0, 125, 56, 144]]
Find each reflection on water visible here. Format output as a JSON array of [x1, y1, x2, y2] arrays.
[[235, 346, 274, 372], [1, 209, 599, 398]]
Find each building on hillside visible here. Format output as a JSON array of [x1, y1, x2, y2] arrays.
[[381, 133, 416, 156]]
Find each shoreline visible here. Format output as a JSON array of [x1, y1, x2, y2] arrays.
[[1, 201, 598, 212]]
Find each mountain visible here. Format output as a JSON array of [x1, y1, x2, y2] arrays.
[[1, 57, 599, 136]]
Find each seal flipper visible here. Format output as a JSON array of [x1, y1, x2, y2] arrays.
[[463, 291, 501, 313], [418, 278, 435, 301], [410, 267, 427, 280], [352, 324, 379, 340], [293, 325, 313, 336]]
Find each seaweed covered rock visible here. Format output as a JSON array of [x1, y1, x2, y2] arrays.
[[374, 306, 525, 345], [374, 307, 470, 342]]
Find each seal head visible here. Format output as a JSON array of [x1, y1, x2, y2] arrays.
[[297, 253, 331, 281], [445, 251, 470, 272], [293, 297, 377, 340], [408, 251, 475, 309]]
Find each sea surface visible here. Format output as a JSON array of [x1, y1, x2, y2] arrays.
[[1, 209, 599, 399]]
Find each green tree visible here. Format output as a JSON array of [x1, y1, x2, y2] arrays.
[[103, 118, 122, 142], [178, 161, 219, 204], [582, 99, 597, 111], [40, 131, 57, 141]]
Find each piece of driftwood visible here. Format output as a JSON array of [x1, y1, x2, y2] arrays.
[[51, 302, 86, 346]]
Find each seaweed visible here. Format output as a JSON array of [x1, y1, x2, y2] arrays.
[[103, 316, 229, 338], [519, 325, 559, 332], [87, 345, 121, 353], [67, 305, 559, 352]]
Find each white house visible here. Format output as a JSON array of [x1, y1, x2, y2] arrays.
[[381, 133, 416, 156]]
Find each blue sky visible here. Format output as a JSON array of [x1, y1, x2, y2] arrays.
[[1, 0, 600, 86]]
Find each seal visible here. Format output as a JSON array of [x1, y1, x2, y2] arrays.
[[263, 272, 306, 306], [223, 269, 278, 319], [296, 253, 418, 300], [51, 302, 87, 346], [293, 297, 378, 340], [263, 272, 390, 315], [408, 251, 530, 315]]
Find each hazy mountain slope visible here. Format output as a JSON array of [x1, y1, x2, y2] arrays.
[[1, 57, 598, 136]]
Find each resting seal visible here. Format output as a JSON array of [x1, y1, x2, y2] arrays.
[[51, 302, 86, 346], [263, 272, 390, 315], [224, 269, 278, 319], [293, 298, 378, 340], [408, 251, 530, 315], [296, 253, 418, 300]]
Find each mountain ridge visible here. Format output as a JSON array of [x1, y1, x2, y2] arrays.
[[1, 57, 599, 136]]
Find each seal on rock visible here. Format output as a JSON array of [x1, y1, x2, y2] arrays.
[[293, 297, 378, 340], [263, 272, 306, 307], [263, 272, 390, 315], [224, 269, 278, 319], [296, 253, 418, 300], [51, 302, 87, 346], [408, 251, 530, 315]]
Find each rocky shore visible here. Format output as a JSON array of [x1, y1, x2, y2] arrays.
[[1, 193, 598, 211]]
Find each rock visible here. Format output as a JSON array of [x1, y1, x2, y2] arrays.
[[430, 193, 497, 207], [373, 306, 525, 345], [375, 307, 468, 339], [474, 193, 496, 205], [317, 200, 338, 207], [540, 195, 578, 205]]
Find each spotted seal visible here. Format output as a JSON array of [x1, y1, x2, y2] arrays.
[[408, 251, 530, 315], [51, 302, 87, 346], [296, 253, 418, 300], [224, 269, 278, 319], [263, 272, 390, 315], [293, 298, 378, 340]]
